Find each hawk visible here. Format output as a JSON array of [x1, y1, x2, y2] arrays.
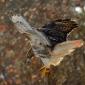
[[10, 15, 84, 68]]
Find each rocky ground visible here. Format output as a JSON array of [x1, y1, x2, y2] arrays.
[[0, 0, 85, 85]]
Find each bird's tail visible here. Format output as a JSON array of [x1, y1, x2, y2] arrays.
[[10, 14, 34, 34]]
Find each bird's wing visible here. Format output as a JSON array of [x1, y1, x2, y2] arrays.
[[42, 19, 78, 33], [54, 19, 78, 33], [40, 19, 84, 67], [40, 20, 84, 67], [42, 40, 84, 68], [41, 19, 78, 47]]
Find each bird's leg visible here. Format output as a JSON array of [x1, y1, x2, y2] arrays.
[[39, 66, 50, 77]]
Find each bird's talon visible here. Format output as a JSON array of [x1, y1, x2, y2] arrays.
[[39, 66, 50, 77]]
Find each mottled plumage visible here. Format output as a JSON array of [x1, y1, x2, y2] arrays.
[[40, 19, 78, 48], [10, 15, 84, 68]]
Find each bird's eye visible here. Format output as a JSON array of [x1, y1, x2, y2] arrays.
[[19, 21, 22, 24], [40, 43, 42, 45], [16, 21, 22, 24]]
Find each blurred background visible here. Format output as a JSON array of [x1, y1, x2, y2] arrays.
[[0, 0, 85, 85]]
